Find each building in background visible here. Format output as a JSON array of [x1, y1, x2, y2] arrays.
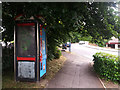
[[106, 37, 120, 49]]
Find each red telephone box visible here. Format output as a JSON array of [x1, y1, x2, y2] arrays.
[[14, 20, 47, 82]]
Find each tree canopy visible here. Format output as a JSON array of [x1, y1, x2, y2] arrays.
[[2, 2, 119, 59]]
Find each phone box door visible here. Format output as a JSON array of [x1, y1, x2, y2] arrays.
[[15, 21, 37, 81]]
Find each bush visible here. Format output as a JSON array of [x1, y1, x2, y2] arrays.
[[93, 52, 120, 83], [47, 46, 62, 60], [54, 47, 62, 59], [47, 50, 55, 61]]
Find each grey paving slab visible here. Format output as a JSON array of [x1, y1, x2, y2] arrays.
[[46, 52, 104, 88]]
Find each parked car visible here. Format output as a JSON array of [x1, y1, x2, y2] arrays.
[[79, 41, 85, 45], [79, 41, 89, 45], [66, 42, 71, 47]]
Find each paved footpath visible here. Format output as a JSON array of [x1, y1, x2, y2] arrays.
[[46, 51, 104, 88]]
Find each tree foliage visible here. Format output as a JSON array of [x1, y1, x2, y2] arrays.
[[2, 2, 119, 60]]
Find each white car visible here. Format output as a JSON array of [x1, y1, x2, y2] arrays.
[[79, 41, 89, 45], [79, 41, 85, 45]]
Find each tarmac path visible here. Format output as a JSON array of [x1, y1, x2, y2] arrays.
[[47, 51, 104, 88]]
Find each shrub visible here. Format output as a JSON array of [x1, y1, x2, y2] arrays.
[[54, 47, 62, 59], [47, 46, 62, 60], [93, 52, 120, 83], [47, 50, 55, 61]]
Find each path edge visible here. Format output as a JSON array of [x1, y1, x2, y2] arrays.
[[90, 62, 106, 89]]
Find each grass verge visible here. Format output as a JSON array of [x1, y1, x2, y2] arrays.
[[101, 79, 119, 88], [2, 55, 66, 88]]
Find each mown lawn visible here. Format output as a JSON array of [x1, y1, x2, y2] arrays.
[[2, 55, 66, 88]]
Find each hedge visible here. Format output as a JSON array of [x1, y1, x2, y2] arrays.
[[93, 52, 120, 83], [54, 47, 62, 59], [47, 46, 62, 60]]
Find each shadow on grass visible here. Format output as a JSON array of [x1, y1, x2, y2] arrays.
[[2, 69, 37, 88]]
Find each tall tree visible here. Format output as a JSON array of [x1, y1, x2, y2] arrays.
[[2, 2, 119, 59]]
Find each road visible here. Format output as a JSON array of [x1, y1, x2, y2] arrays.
[[69, 43, 118, 61]]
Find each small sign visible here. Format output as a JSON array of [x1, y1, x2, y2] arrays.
[[18, 62, 35, 78]]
